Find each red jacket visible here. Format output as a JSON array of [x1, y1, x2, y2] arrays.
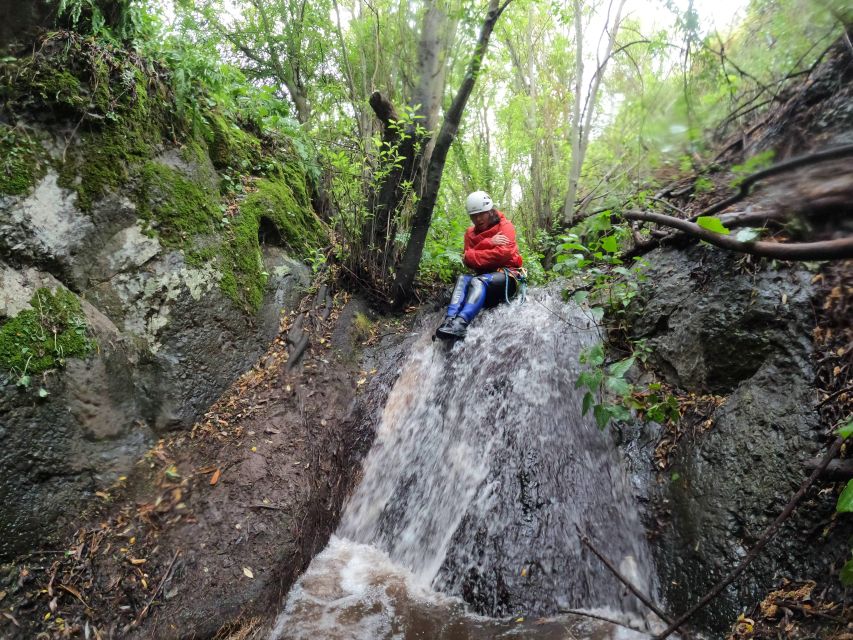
[[463, 211, 523, 273]]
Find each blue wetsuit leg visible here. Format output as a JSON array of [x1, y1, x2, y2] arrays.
[[458, 273, 494, 322], [445, 274, 472, 318]]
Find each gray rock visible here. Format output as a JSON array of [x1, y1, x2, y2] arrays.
[[619, 245, 840, 632], [629, 245, 814, 393], [0, 145, 313, 561]]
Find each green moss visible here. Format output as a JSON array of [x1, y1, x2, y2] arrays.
[[0, 289, 95, 375], [0, 126, 45, 196], [2, 34, 165, 210], [136, 162, 221, 245], [218, 176, 327, 311], [206, 112, 261, 171]]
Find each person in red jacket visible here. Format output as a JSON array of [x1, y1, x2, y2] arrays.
[[435, 190, 524, 340]]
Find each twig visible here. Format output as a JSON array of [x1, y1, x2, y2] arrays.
[[132, 549, 180, 627], [654, 437, 845, 640], [773, 599, 846, 622], [621, 210, 853, 261], [818, 384, 853, 407], [577, 528, 674, 626], [558, 607, 653, 635]]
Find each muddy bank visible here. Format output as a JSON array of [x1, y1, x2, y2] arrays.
[[0, 289, 419, 639]]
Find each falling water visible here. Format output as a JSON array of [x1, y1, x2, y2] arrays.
[[271, 291, 662, 639]]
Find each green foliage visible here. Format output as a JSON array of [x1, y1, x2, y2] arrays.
[[577, 343, 635, 429], [837, 480, 853, 513], [0, 126, 45, 196], [0, 288, 95, 380], [730, 150, 775, 187], [696, 216, 731, 235]]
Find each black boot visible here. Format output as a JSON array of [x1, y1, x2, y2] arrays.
[[436, 315, 468, 340]]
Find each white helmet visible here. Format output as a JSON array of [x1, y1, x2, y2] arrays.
[[465, 190, 493, 215]]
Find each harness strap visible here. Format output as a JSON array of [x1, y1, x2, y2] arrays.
[[503, 267, 528, 305]]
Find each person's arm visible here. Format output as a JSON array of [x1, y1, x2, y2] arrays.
[[463, 233, 520, 270]]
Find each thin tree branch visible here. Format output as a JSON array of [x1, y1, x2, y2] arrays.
[[622, 210, 853, 261], [654, 437, 845, 640], [578, 528, 675, 626]]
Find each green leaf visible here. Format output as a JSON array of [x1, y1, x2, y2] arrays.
[[837, 419, 853, 440], [586, 343, 605, 366], [841, 556, 853, 587], [572, 290, 589, 305], [601, 235, 619, 253], [582, 392, 595, 416], [608, 357, 636, 378], [837, 480, 853, 513], [606, 376, 632, 397], [608, 404, 631, 422], [735, 227, 761, 242], [17, 375, 31, 388], [671, 472, 681, 482], [588, 307, 605, 322], [38, 387, 50, 398], [593, 404, 610, 430], [696, 216, 731, 235]]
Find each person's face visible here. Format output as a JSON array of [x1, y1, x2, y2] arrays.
[[470, 210, 492, 231]]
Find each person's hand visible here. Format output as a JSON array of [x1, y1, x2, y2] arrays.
[[490, 233, 510, 246]]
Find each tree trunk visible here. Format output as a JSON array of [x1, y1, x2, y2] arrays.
[[562, 0, 626, 225], [391, 0, 513, 309], [562, 0, 585, 225]]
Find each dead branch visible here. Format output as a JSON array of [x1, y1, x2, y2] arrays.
[[653, 437, 845, 640], [622, 210, 853, 261], [699, 144, 853, 218], [131, 549, 180, 628], [804, 458, 853, 481], [578, 528, 675, 627], [558, 607, 652, 634]]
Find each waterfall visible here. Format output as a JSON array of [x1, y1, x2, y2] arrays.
[[271, 291, 660, 639]]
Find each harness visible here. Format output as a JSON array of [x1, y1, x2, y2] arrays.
[[503, 267, 528, 305]]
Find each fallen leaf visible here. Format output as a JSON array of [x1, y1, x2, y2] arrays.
[[781, 293, 787, 305], [242, 566, 254, 579], [129, 558, 146, 565], [95, 491, 110, 500], [210, 468, 221, 486]]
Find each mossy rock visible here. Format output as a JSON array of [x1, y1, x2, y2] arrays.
[[0, 125, 46, 196], [1, 33, 166, 210], [0, 288, 95, 376], [206, 111, 262, 171], [208, 176, 324, 311], [136, 161, 221, 245]]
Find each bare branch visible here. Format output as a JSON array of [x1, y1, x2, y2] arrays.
[[622, 209, 853, 261], [654, 437, 845, 640]]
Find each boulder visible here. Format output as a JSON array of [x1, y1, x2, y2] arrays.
[[621, 245, 843, 631]]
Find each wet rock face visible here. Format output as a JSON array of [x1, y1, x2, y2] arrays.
[[629, 245, 814, 393], [623, 246, 837, 631], [0, 1, 52, 51], [0, 160, 311, 561]]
